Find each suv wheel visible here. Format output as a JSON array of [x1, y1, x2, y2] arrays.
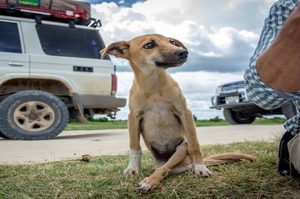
[[0, 90, 69, 140], [223, 108, 256, 125], [0, 131, 10, 139]]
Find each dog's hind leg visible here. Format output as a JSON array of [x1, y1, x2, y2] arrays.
[[180, 110, 213, 177], [170, 157, 193, 174], [137, 141, 189, 193]]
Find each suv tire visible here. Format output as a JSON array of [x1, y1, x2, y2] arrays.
[[223, 108, 256, 125], [0, 131, 10, 139], [0, 90, 69, 140]]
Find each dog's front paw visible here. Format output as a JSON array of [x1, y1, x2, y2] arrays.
[[194, 164, 213, 177], [137, 177, 158, 193], [123, 149, 142, 175], [123, 166, 139, 175]]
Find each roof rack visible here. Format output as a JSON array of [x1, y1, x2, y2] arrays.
[[0, 2, 87, 20], [0, 2, 101, 27]]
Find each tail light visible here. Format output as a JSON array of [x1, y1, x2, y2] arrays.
[[111, 74, 117, 95]]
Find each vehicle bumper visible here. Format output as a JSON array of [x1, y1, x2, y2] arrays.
[[210, 102, 256, 109], [78, 94, 127, 109]]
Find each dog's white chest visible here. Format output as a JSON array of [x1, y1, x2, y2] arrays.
[[141, 100, 184, 138], [143, 101, 173, 123]]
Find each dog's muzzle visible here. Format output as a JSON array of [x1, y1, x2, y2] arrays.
[[155, 49, 189, 69], [175, 49, 188, 59]]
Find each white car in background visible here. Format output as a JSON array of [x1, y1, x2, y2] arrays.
[[210, 80, 296, 124], [0, 1, 126, 140]]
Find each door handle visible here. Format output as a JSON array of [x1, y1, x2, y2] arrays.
[[8, 62, 24, 66]]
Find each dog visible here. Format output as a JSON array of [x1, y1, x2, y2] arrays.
[[100, 34, 254, 193]]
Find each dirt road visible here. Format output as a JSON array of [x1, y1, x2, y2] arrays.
[[0, 124, 285, 164]]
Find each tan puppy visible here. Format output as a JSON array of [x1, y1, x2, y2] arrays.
[[101, 34, 254, 193]]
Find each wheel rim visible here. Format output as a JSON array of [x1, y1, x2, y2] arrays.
[[13, 101, 55, 132]]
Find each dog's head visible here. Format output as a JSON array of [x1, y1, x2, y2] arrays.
[[100, 34, 188, 70]]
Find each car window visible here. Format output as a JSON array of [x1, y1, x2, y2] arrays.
[[36, 24, 108, 59], [0, 21, 22, 53]]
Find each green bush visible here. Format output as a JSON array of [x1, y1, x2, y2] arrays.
[[86, 116, 109, 122], [193, 115, 198, 121], [209, 116, 222, 122]]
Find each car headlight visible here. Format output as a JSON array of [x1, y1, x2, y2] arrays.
[[215, 86, 223, 93]]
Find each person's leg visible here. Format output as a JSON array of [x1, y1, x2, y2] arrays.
[[256, 4, 300, 93]]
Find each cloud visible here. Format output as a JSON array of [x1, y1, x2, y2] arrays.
[[89, 0, 276, 120], [92, 0, 272, 74]]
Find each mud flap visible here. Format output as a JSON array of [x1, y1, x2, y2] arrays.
[[71, 93, 87, 123]]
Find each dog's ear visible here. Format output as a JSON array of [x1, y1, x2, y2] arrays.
[[100, 41, 130, 59], [168, 38, 188, 50]]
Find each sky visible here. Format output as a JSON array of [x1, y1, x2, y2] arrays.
[[82, 0, 276, 120]]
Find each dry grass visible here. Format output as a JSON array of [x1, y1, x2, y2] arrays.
[[1, 139, 300, 199]]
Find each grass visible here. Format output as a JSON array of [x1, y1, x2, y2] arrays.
[[65, 117, 288, 131], [1, 139, 300, 198], [1, 117, 296, 198], [65, 120, 127, 131]]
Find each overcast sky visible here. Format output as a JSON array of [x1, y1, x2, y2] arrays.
[[83, 0, 276, 120]]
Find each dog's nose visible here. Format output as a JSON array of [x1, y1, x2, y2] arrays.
[[175, 49, 188, 59]]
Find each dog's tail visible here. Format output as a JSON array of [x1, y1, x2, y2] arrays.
[[203, 152, 255, 166]]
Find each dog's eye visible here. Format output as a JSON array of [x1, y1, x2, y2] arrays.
[[144, 42, 155, 49], [170, 40, 176, 45]]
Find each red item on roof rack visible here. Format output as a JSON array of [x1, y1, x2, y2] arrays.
[[0, 0, 91, 21]]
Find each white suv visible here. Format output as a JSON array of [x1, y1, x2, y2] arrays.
[[210, 80, 296, 124], [0, 12, 126, 140]]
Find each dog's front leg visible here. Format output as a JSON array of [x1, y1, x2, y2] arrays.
[[123, 112, 142, 175], [182, 110, 212, 177]]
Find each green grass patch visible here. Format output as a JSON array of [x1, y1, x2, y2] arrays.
[[66, 120, 127, 131], [1, 139, 299, 198], [65, 117, 287, 131]]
